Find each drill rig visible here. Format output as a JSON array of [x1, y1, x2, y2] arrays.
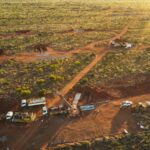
[[57, 92, 81, 117]]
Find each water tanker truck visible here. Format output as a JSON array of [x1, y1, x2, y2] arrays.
[[21, 97, 46, 107]]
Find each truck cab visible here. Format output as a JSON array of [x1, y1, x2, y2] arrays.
[[6, 111, 13, 120], [21, 99, 27, 107], [42, 106, 48, 116]]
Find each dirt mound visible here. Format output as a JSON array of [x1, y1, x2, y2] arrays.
[[76, 86, 121, 104], [75, 73, 150, 104], [0, 49, 4, 55], [15, 30, 31, 34], [107, 73, 150, 98], [33, 44, 48, 52]]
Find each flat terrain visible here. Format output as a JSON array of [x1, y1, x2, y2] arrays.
[[0, 0, 150, 54], [0, 74, 150, 150], [0, 0, 150, 150]]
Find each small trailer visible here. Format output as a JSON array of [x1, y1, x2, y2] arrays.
[[21, 97, 46, 107], [80, 104, 95, 111]]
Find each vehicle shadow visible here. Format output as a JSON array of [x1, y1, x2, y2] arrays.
[[110, 109, 137, 134], [23, 116, 73, 150], [108, 73, 150, 99]]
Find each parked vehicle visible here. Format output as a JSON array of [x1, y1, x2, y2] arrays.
[[80, 104, 95, 111], [49, 105, 68, 115], [146, 101, 150, 107], [120, 101, 133, 108], [21, 97, 46, 107], [6, 111, 36, 123], [42, 106, 48, 116], [6, 111, 13, 120]]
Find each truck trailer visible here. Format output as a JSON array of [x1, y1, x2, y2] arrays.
[[80, 104, 95, 111]]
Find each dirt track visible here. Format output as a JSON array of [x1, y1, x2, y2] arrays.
[[0, 30, 32, 39]]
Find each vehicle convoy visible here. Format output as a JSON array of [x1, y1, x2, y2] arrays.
[[6, 111, 36, 123], [21, 97, 46, 107]]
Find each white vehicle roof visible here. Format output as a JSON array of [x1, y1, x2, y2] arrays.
[[146, 101, 150, 106], [123, 129, 128, 134], [140, 125, 145, 129], [122, 101, 132, 104], [74, 93, 81, 101], [21, 99, 26, 102], [125, 43, 132, 49], [59, 104, 64, 108], [121, 101, 132, 107], [42, 106, 47, 111], [6, 111, 13, 116]]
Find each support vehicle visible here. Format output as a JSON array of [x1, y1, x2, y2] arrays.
[[120, 101, 133, 108], [6, 111, 36, 123], [49, 105, 68, 115], [42, 106, 48, 116], [21, 97, 46, 107]]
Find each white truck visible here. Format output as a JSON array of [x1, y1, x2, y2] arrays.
[[21, 97, 46, 107], [6, 111, 13, 120], [6, 111, 36, 123], [42, 106, 48, 116], [120, 101, 133, 108]]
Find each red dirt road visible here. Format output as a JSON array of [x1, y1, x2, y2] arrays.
[[46, 51, 106, 107]]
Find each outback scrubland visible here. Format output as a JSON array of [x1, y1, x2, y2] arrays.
[[0, 0, 150, 150]]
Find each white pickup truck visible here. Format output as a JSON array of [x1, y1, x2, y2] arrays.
[[21, 97, 46, 107], [120, 101, 133, 108]]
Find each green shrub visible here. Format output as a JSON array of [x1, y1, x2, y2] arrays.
[[0, 89, 4, 95], [38, 89, 47, 97], [74, 61, 81, 66], [0, 78, 9, 85], [36, 79, 45, 85], [48, 74, 64, 82], [16, 87, 31, 97], [37, 68, 44, 73]]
